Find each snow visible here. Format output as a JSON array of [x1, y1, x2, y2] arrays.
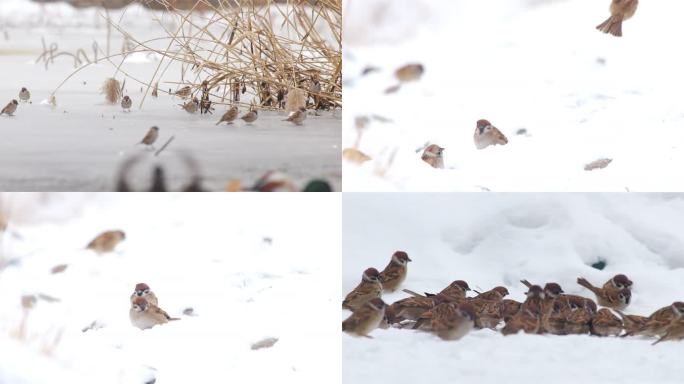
[[0, 0, 340, 191], [343, 0, 684, 191], [0, 193, 341, 384], [343, 193, 684, 384]]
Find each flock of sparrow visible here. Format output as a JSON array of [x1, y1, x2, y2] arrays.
[[342, 250, 684, 345], [84, 229, 179, 329], [349, 0, 639, 170]]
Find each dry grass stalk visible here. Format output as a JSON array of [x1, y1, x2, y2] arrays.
[[101, 77, 122, 104]]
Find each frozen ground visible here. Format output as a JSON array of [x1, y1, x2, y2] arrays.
[[0, 0, 341, 191], [343, 193, 684, 384], [0, 193, 341, 384], [343, 0, 684, 191]]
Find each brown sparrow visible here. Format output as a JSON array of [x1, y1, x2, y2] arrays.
[[343, 267, 383, 312], [175, 85, 192, 99], [130, 297, 178, 330], [342, 298, 387, 338], [602, 274, 633, 291], [596, 0, 638, 37], [121, 95, 132, 112], [615, 310, 648, 335], [284, 107, 307, 125], [501, 299, 522, 322], [591, 308, 623, 337], [1, 99, 18, 116], [564, 296, 594, 335], [545, 300, 570, 335], [624, 302, 684, 337], [421, 144, 444, 169], [86, 230, 125, 253], [378, 251, 411, 293], [386, 294, 446, 324], [181, 97, 199, 114], [395, 63, 424, 83], [467, 298, 504, 329], [501, 285, 544, 335], [653, 317, 684, 345], [140, 126, 159, 149], [430, 302, 475, 341], [577, 277, 631, 310], [425, 280, 471, 301], [130, 282, 159, 307], [18, 87, 30, 102], [216, 106, 238, 125], [474, 119, 508, 150], [474, 286, 509, 301], [240, 110, 258, 124]]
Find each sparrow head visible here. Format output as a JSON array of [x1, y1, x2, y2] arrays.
[[131, 296, 148, 311], [11, 99, 18, 105], [617, 288, 631, 305], [134, 283, 151, 296], [115, 230, 126, 240], [526, 285, 544, 299], [452, 280, 471, 292], [21, 87, 27, 92], [476, 119, 492, 134], [612, 274, 633, 289], [151, 126, 159, 132], [492, 286, 510, 297], [457, 303, 476, 322], [362, 267, 381, 283], [543, 283, 564, 299], [367, 298, 387, 312], [671, 302, 684, 317], [568, 296, 584, 310], [391, 251, 411, 265], [123, 95, 131, 102], [424, 144, 445, 157]]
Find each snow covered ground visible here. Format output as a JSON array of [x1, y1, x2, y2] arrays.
[[343, 193, 684, 384], [343, 0, 684, 191], [0, 0, 341, 191], [0, 193, 341, 384]]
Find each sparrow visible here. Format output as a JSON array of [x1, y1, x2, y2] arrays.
[[615, 310, 648, 335], [240, 110, 258, 124], [18, 87, 30, 102], [653, 317, 684, 345], [121, 95, 132, 112], [429, 302, 476, 341], [602, 274, 633, 291], [129, 297, 178, 330], [467, 298, 505, 329], [342, 298, 387, 338], [86, 230, 126, 253], [623, 302, 684, 337], [545, 299, 571, 335], [140, 126, 159, 149], [474, 286, 509, 301], [378, 251, 412, 293], [216, 106, 238, 125], [1, 99, 18, 116], [395, 63, 424, 83], [175, 85, 192, 99], [577, 277, 631, 310], [130, 282, 159, 307], [501, 285, 544, 335], [425, 280, 471, 301], [421, 144, 444, 169], [342, 148, 372, 164], [501, 299, 522, 322], [474, 119, 508, 150], [520, 280, 565, 333], [385, 294, 445, 324], [591, 308, 623, 337], [181, 97, 199, 114], [343, 267, 383, 312], [563, 296, 594, 335], [596, 0, 638, 37], [284, 107, 307, 125]]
